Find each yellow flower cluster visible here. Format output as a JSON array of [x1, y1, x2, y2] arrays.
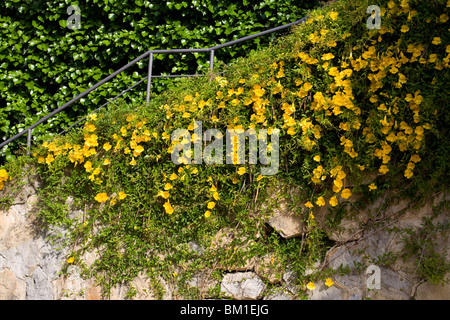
[[0, 169, 8, 191]]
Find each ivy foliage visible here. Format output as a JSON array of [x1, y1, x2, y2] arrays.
[[0, 0, 319, 162]]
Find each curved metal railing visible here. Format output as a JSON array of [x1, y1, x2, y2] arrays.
[[0, 15, 309, 155]]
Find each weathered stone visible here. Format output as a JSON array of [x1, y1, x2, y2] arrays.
[[415, 280, 450, 300], [1, 241, 41, 280], [26, 267, 53, 300], [304, 260, 321, 276], [187, 271, 219, 298], [53, 266, 87, 300], [261, 184, 306, 239], [263, 287, 294, 300], [308, 282, 345, 300], [366, 267, 413, 300], [220, 272, 266, 300], [282, 268, 301, 294], [254, 253, 282, 284], [268, 214, 305, 239], [211, 227, 258, 271], [0, 269, 26, 300]]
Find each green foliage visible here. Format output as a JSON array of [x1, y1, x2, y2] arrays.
[[1, 0, 449, 299], [0, 0, 319, 162], [401, 201, 450, 285]]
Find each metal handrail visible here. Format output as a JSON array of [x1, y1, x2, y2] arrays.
[[0, 15, 309, 154]]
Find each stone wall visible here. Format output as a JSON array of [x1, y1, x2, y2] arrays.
[[0, 176, 449, 300]]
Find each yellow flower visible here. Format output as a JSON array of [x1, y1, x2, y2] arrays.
[[400, 25, 410, 33], [321, 53, 335, 61], [213, 192, 220, 200], [118, 192, 127, 200], [304, 201, 314, 208], [95, 193, 109, 203], [368, 183, 377, 191], [85, 123, 96, 132], [103, 159, 110, 165], [379, 165, 389, 174], [432, 37, 441, 45], [134, 145, 144, 155], [157, 191, 170, 199], [440, 13, 449, 23], [313, 155, 321, 162], [207, 201, 215, 209], [410, 154, 421, 163], [129, 158, 137, 166], [0, 169, 9, 181], [237, 167, 246, 175], [84, 161, 93, 172], [164, 183, 173, 190], [287, 127, 296, 135], [341, 188, 352, 199], [46, 154, 55, 165], [329, 196, 339, 207], [163, 201, 174, 214], [329, 11, 338, 20], [256, 174, 263, 182], [103, 143, 112, 151], [67, 257, 74, 264], [325, 278, 334, 287], [404, 169, 414, 179], [169, 173, 178, 180], [316, 196, 326, 206], [204, 210, 211, 218], [306, 282, 316, 290]]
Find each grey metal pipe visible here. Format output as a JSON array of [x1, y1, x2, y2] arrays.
[[210, 50, 214, 71], [27, 129, 32, 156], [146, 52, 154, 104], [210, 16, 308, 50]]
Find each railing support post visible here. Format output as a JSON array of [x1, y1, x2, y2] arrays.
[[146, 52, 154, 104], [27, 129, 32, 156], [209, 50, 214, 71]]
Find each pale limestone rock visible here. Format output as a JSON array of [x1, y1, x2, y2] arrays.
[[26, 267, 53, 300], [415, 280, 450, 300], [0, 269, 26, 300], [220, 272, 266, 300], [268, 214, 305, 239], [308, 282, 345, 300], [260, 184, 306, 239]]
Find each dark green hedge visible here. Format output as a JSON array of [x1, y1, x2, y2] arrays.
[[0, 0, 319, 162]]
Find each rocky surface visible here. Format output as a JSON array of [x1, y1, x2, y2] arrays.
[[0, 176, 449, 300], [220, 272, 266, 300]]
